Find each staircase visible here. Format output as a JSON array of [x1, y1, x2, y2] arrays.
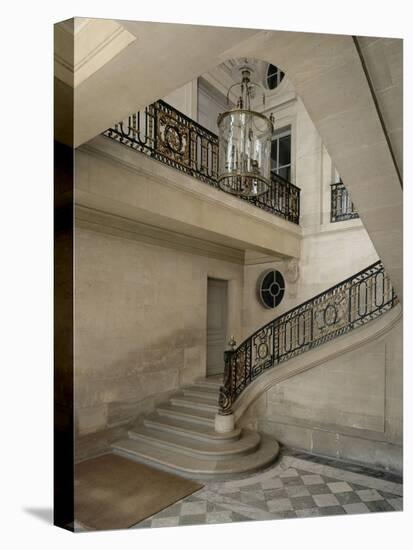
[[111, 377, 280, 479], [111, 262, 397, 479]]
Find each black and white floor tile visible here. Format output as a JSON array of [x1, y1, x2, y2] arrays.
[[133, 452, 403, 529]]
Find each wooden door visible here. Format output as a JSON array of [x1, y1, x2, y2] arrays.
[[206, 278, 228, 377]]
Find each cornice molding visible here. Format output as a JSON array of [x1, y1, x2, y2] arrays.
[[54, 19, 136, 88], [75, 206, 245, 264]]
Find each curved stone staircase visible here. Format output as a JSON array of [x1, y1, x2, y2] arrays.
[[112, 377, 280, 479], [111, 262, 398, 479]]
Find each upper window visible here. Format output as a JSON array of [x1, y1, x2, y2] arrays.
[[271, 127, 291, 182], [266, 64, 285, 90], [330, 178, 359, 223]]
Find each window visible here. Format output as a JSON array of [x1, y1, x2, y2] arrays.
[[266, 64, 285, 90], [330, 177, 359, 223], [270, 127, 291, 182]]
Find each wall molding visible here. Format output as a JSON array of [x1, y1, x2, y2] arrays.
[[75, 205, 245, 264], [79, 136, 302, 242]]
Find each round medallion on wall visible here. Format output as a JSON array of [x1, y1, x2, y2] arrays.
[[164, 124, 183, 154], [323, 303, 338, 326], [257, 269, 286, 309]]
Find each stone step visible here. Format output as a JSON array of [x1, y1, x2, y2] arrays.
[[128, 425, 260, 460], [182, 385, 219, 402], [157, 404, 215, 426], [112, 433, 280, 479], [170, 394, 219, 413], [194, 377, 222, 391], [143, 413, 242, 443]]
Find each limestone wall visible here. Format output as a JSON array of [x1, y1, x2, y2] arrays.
[[239, 316, 403, 474], [74, 225, 244, 459]]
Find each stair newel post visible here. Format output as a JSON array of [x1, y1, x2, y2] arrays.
[[215, 336, 237, 434]]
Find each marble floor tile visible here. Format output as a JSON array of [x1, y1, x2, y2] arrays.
[[343, 502, 370, 514], [295, 507, 323, 518], [179, 514, 207, 526], [327, 481, 353, 493], [206, 511, 233, 524], [290, 496, 317, 511], [271, 510, 297, 520], [301, 474, 324, 485], [151, 516, 180, 528], [317, 505, 346, 516], [335, 491, 362, 505], [388, 498, 403, 511], [356, 489, 383, 502], [307, 484, 333, 495], [261, 477, 284, 490], [180, 501, 208, 515], [264, 487, 288, 500], [267, 497, 294, 512], [282, 477, 306, 487], [365, 500, 395, 513], [279, 468, 299, 478], [312, 493, 340, 507], [240, 489, 266, 501], [127, 450, 403, 531], [285, 485, 311, 498]]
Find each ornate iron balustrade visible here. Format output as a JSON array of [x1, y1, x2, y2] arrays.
[[331, 182, 359, 222], [219, 261, 397, 415], [103, 100, 300, 224]]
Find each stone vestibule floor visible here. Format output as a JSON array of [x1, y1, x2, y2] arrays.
[[132, 450, 403, 529]]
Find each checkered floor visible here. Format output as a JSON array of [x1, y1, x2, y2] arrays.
[[133, 453, 403, 529]]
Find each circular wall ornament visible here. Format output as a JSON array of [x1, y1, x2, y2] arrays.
[[257, 269, 286, 309], [323, 303, 338, 326], [164, 124, 183, 154]]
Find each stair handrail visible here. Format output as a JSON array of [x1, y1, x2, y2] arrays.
[[219, 260, 398, 415], [103, 99, 300, 224]]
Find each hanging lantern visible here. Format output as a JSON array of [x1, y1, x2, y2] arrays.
[[217, 67, 274, 197]]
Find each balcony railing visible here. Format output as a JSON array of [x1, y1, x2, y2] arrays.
[[103, 100, 300, 225], [331, 181, 359, 222], [219, 260, 397, 415]]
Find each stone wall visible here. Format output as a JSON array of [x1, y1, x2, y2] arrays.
[[239, 316, 403, 474], [242, 223, 379, 340], [74, 225, 244, 460]]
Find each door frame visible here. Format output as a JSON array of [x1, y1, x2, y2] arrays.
[[205, 276, 230, 378]]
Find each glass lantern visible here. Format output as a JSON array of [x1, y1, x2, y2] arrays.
[[217, 69, 274, 198]]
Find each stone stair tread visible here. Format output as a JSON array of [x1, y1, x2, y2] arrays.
[[182, 386, 219, 401], [171, 394, 219, 409], [112, 434, 280, 478], [128, 425, 260, 457], [111, 376, 280, 478], [143, 413, 242, 441], [157, 403, 215, 424], [194, 377, 222, 390]]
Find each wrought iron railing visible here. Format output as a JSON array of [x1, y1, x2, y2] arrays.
[[331, 181, 359, 222], [219, 261, 397, 414], [103, 100, 301, 224]]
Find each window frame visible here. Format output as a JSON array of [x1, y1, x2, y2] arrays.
[[270, 126, 292, 182], [266, 64, 285, 91]]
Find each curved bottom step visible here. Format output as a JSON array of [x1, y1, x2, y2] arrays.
[[128, 426, 260, 460], [111, 434, 280, 480], [144, 413, 242, 443]]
